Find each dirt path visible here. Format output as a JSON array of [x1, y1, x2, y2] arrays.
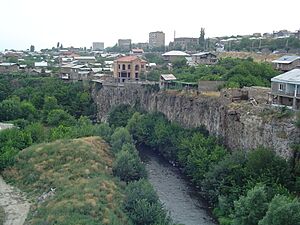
[[0, 176, 30, 225]]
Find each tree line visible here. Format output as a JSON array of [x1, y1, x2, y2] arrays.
[[144, 57, 279, 88]]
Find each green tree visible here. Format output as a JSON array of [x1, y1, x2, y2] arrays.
[[108, 104, 135, 128], [47, 109, 76, 127], [112, 144, 146, 182], [232, 185, 269, 225], [43, 96, 59, 119], [0, 98, 22, 121], [199, 27, 205, 50], [110, 127, 133, 153], [259, 195, 300, 225], [20, 101, 37, 120], [123, 179, 171, 225]]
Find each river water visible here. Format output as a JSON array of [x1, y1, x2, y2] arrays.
[[139, 147, 217, 225]]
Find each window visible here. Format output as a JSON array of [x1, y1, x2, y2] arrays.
[[135, 73, 138, 78], [279, 83, 284, 91], [118, 64, 120, 69], [122, 64, 126, 70], [128, 64, 131, 69], [141, 65, 144, 69], [135, 65, 139, 71]]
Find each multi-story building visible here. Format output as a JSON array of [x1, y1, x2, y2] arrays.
[[113, 56, 147, 82], [192, 52, 218, 65], [173, 37, 199, 50], [149, 31, 165, 48], [92, 42, 104, 51], [270, 69, 300, 110], [272, 55, 300, 72], [118, 39, 132, 51]]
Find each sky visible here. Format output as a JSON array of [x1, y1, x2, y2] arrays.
[[1, 0, 300, 51]]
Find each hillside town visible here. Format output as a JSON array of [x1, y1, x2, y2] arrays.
[[1, 28, 300, 110]]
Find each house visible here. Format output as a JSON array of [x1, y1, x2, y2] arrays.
[[192, 52, 218, 65], [270, 69, 300, 109], [113, 56, 147, 82], [73, 56, 96, 64], [131, 49, 144, 56], [0, 63, 19, 73], [160, 74, 177, 89], [272, 55, 300, 71], [162, 51, 190, 61], [35, 61, 48, 67], [60, 64, 92, 81]]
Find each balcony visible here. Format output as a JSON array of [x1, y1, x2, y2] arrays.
[[271, 90, 300, 98]]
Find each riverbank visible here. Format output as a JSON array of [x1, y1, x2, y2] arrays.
[[139, 147, 217, 225]]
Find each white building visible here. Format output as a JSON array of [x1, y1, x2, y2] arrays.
[[92, 42, 104, 51]]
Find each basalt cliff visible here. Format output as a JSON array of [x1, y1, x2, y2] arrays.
[[92, 82, 300, 159]]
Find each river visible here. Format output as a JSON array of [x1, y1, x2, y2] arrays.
[[139, 147, 217, 225]]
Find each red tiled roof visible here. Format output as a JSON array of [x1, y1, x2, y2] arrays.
[[115, 56, 141, 62]]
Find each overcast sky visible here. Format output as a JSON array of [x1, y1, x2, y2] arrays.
[[1, 0, 300, 51]]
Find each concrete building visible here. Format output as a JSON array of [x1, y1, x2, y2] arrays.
[[173, 37, 198, 50], [92, 42, 104, 51], [118, 39, 132, 51], [270, 69, 300, 109], [162, 50, 190, 61], [149, 31, 165, 48], [272, 55, 300, 72], [113, 56, 147, 82], [192, 52, 218, 65]]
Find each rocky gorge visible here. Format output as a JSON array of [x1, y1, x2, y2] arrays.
[[92, 82, 300, 159]]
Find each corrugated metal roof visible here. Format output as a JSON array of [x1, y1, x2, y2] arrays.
[[272, 55, 300, 64], [271, 69, 300, 85], [192, 52, 212, 56], [0, 63, 17, 66], [161, 74, 177, 81], [162, 51, 190, 56]]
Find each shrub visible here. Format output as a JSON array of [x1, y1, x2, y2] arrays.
[[112, 145, 146, 182], [110, 127, 133, 154], [123, 179, 172, 225], [259, 195, 300, 225], [47, 109, 76, 127], [108, 104, 135, 128], [232, 184, 268, 225]]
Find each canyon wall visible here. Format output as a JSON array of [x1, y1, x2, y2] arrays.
[[92, 82, 300, 158]]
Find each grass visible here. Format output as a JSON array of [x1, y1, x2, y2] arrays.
[[3, 137, 131, 225], [0, 206, 5, 224]]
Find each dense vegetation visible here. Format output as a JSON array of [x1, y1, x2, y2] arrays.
[[144, 57, 278, 88], [0, 74, 96, 169], [108, 105, 300, 225], [0, 74, 173, 225]]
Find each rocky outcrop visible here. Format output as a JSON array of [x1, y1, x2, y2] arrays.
[[92, 82, 300, 158]]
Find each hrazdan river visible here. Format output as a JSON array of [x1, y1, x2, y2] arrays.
[[140, 147, 217, 225]]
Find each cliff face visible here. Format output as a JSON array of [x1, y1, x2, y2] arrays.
[[92, 83, 300, 158]]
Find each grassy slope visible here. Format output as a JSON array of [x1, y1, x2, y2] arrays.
[[3, 137, 131, 225]]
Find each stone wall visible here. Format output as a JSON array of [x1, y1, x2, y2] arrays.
[[92, 82, 300, 159]]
